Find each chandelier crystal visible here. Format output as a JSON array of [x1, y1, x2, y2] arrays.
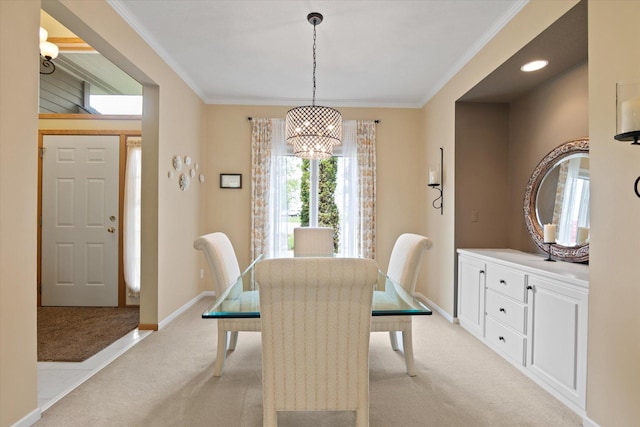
[[285, 12, 342, 159]]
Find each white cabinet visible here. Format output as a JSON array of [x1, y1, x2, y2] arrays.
[[456, 249, 589, 415], [457, 255, 485, 339], [527, 275, 588, 409]]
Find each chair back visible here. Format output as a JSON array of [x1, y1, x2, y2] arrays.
[[193, 232, 241, 296], [293, 226, 334, 257], [387, 233, 432, 294], [256, 257, 377, 416]]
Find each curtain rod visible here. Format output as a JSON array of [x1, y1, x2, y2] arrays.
[[247, 116, 379, 123]]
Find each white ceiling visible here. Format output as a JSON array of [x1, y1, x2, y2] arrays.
[[106, 0, 529, 108]]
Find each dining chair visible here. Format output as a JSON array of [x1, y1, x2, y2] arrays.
[[293, 226, 334, 257], [371, 233, 432, 376], [193, 232, 261, 376], [256, 257, 378, 427]]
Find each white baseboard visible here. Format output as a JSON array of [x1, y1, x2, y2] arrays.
[[158, 291, 215, 330], [11, 408, 40, 427], [414, 292, 455, 323], [582, 416, 600, 427]]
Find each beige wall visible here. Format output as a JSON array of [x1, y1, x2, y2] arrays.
[[455, 103, 510, 250], [431, 0, 640, 424], [1, 0, 206, 423], [588, 1, 640, 425], [48, 0, 208, 325], [0, 2, 40, 425], [3, 0, 639, 426], [203, 105, 425, 276], [455, 62, 588, 255], [422, 0, 580, 315], [508, 61, 588, 253]]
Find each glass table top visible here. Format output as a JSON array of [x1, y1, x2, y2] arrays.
[[202, 256, 432, 319]]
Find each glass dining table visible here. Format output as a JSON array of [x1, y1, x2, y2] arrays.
[[202, 256, 432, 319]]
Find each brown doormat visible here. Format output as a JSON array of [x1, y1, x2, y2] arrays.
[[37, 306, 139, 362]]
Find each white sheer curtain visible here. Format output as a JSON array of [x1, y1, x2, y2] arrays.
[[267, 119, 290, 258], [556, 157, 590, 245], [336, 121, 358, 257], [123, 136, 141, 296]]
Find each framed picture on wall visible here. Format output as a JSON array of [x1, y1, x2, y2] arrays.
[[220, 173, 242, 189]]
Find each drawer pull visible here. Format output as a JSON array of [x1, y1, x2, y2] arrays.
[[499, 307, 506, 313], [498, 336, 505, 342], [527, 285, 533, 290], [480, 270, 485, 275], [500, 279, 506, 285]]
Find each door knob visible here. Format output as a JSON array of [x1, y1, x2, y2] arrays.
[[109, 215, 116, 222], [107, 227, 116, 233]]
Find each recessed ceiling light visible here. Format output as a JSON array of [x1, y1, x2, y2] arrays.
[[521, 60, 549, 72]]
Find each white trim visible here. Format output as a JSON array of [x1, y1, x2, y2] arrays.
[[582, 416, 600, 427], [419, 0, 529, 106], [204, 96, 423, 109], [415, 292, 455, 323], [106, 0, 206, 101], [157, 291, 215, 330], [38, 329, 153, 412], [10, 408, 40, 427]]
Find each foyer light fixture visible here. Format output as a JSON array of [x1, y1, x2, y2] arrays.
[[285, 12, 342, 160], [520, 59, 548, 72], [39, 27, 59, 75]]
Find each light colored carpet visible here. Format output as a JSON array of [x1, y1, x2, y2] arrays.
[[35, 297, 581, 426]]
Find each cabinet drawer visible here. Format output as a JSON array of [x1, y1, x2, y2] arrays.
[[486, 289, 526, 334], [485, 316, 526, 365], [486, 264, 526, 302]]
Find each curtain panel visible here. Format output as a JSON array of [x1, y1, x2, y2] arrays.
[[251, 118, 272, 260], [123, 136, 142, 296], [357, 120, 377, 260]]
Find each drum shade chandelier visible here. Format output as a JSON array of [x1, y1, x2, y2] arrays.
[[285, 12, 342, 160]]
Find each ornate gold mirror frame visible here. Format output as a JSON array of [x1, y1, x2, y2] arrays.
[[523, 137, 589, 262]]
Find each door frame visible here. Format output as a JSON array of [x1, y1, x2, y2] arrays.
[[38, 129, 141, 307]]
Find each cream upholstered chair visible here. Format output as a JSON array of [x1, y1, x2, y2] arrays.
[[193, 232, 261, 376], [371, 233, 432, 376], [256, 258, 377, 427], [293, 226, 334, 257]]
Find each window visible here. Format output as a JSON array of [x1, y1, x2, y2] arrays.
[[251, 119, 376, 260]]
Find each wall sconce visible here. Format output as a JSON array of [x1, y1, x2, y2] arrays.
[[428, 147, 443, 215], [614, 81, 640, 145], [39, 27, 59, 75]]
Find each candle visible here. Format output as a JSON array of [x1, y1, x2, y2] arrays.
[[621, 97, 640, 133], [428, 167, 440, 186], [543, 224, 556, 243], [577, 227, 589, 245]]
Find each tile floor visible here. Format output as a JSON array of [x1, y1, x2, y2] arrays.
[[38, 328, 152, 411]]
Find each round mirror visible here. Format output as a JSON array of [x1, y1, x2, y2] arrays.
[[524, 137, 589, 262]]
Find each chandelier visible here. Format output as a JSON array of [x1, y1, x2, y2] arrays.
[[285, 12, 342, 160], [39, 27, 59, 75]]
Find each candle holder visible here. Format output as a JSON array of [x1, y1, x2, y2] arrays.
[[428, 147, 443, 215], [615, 81, 640, 145], [543, 242, 556, 262]]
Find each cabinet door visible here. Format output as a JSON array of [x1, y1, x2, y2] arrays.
[[527, 276, 588, 408], [457, 255, 486, 338]]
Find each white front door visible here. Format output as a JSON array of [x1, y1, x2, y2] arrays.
[[41, 135, 119, 306]]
